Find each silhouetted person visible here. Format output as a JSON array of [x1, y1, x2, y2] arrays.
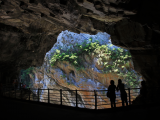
[[140, 81, 147, 104], [116, 79, 128, 107], [108, 80, 116, 108]]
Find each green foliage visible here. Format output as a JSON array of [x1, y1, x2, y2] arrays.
[[21, 67, 34, 79], [67, 82, 70, 85], [50, 39, 132, 70], [76, 66, 82, 71], [49, 37, 140, 88], [21, 67, 34, 86], [117, 70, 139, 88], [60, 74, 66, 78]]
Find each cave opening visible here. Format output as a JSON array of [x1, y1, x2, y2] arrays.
[[20, 30, 143, 89], [18, 30, 143, 108]]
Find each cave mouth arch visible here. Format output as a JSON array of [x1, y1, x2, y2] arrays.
[[9, 29, 145, 109], [20, 30, 142, 93]]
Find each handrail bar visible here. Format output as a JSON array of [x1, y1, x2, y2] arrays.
[[1, 86, 159, 109]]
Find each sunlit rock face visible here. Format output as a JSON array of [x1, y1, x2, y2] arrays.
[[0, 0, 160, 105], [26, 31, 142, 109]]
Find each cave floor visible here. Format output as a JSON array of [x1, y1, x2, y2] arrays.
[[0, 96, 159, 120]]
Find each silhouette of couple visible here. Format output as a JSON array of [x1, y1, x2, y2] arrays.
[[107, 79, 128, 108]]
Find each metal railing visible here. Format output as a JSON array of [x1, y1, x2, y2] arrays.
[[0, 84, 143, 109]]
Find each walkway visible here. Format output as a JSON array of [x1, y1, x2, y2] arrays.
[[0, 96, 159, 120]]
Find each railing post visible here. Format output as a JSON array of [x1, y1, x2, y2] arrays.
[[76, 90, 78, 108], [60, 89, 62, 105], [38, 88, 39, 102], [29, 88, 30, 101], [128, 88, 131, 105], [48, 88, 50, 103], [94, 90, 97, 110]]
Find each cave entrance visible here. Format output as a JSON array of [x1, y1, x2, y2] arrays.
[[20, 30, 143, 90], [19, 30, 143, 108]]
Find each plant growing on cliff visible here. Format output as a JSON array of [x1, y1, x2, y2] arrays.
[[21, 67, 34, 86], [60, 74, 66, 78], [49, 37, 141, 88], [50, 39, 130, 71]]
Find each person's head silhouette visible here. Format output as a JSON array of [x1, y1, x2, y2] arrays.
[[118, 79, 122, 84], [110, 80, 114, 85]]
